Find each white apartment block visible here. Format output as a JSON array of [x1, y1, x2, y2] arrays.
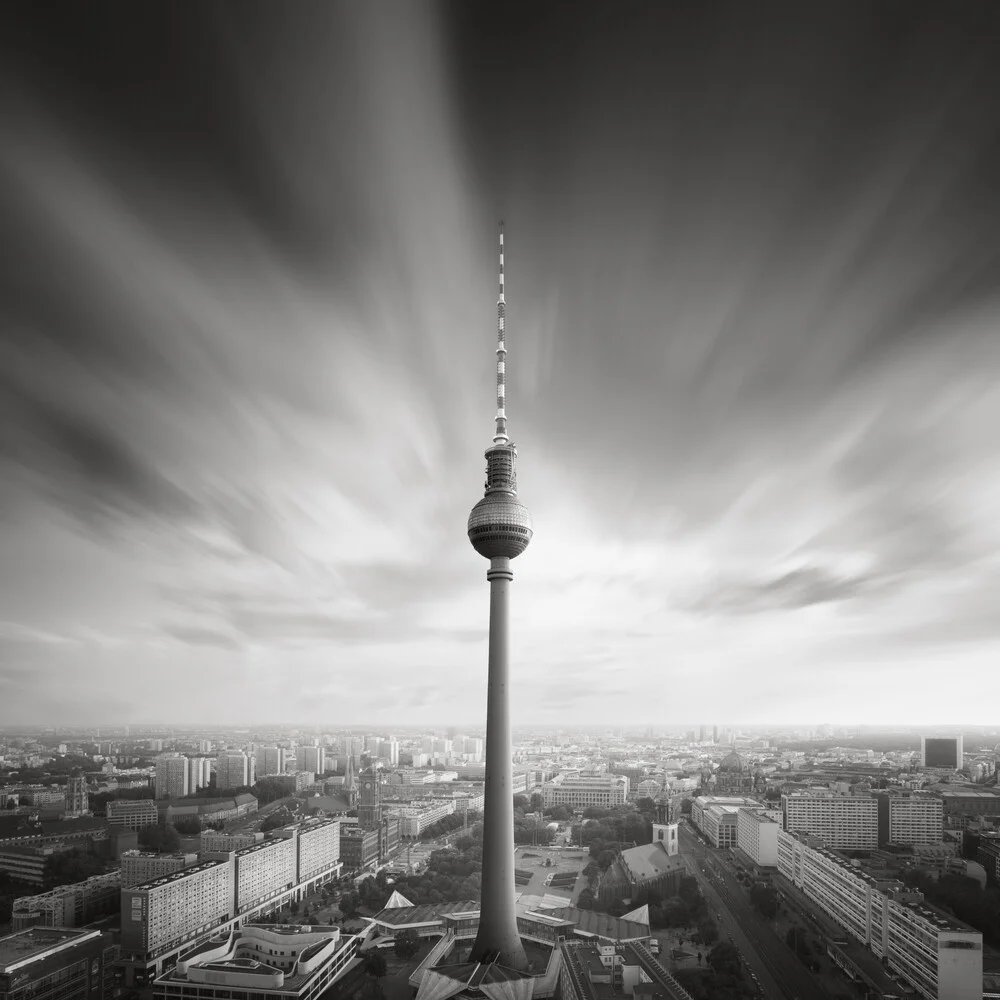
[[777, 830, 982, 1000], [397, 800, 456, 838], [782, 793, 878, 849], [186, 757, 210, 793], [155, 755, 189, 800], [296, 819, 341, 882], [107, 799, 159, 830], [234, 835, 298, 913], [121, 852, 198, 889], [878, 793, 943, 846], [541, 776, 628, 810], [199, 831, 264, 854], [121, 859, 236, 956], [737, 807, 780, 866]]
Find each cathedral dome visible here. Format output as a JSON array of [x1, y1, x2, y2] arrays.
[[718, 750, 748, 773]]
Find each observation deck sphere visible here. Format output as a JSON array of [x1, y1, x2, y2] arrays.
[[467, 493, 533, 559]]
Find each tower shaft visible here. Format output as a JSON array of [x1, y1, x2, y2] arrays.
[[469, 556, 526, 969]]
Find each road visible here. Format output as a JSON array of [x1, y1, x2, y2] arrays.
[[679, 823, 832, 1000]]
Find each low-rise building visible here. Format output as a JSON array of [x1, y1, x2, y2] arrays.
[[11, 872, 121, 929], [107, 799, 158, 831], [396, 800, 456, 838], [340, 826, 379, 871], [0, 927, 116, 1000], [152, 924, 366, 1000]]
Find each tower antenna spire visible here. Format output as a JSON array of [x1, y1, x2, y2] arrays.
[[494, 221, 508, 444]]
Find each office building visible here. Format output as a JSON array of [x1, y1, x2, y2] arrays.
[[541, 775, 629, 810], [876, 791, 943, 846], [339, 826, 379, 871], [121, 852, 199, 889], [782, 792, 878, 849], [298, 747, 325, 779], [0, 845, 64, 885], [921, 735, 963, 770], [65, 776, 89, 818], [978, 831, 1000, 884], [216, 752, 252, 791], [11, 872, 121, 930], [151, 923, 365, 1000], [155, 755, 190, 800], [737, 807, 780, 867], [295, 819, 341, 883], [777, 830, 982, 1000], [0, 927, 115, 1000], [396, 800, 456, 839], [690, 796, 760, 847], [259, 747, 286, 777]]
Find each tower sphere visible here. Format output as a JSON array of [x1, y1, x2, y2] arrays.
[[467, 492, 533, 559]]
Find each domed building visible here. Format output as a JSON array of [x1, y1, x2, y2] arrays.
[[715, 750, 755, 795]]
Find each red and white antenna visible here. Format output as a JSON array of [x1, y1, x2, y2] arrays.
[[494, 221, 508, 444]]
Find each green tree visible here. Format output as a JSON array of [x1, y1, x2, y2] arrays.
[[137, 821, 180, 853], [749, 883, 778, 919], [696, 919, 718, 945], [394, 928, 421, 959], [707, 941, 741, 978], [173, 816, 202, 835], [363, 952, 388, 979]]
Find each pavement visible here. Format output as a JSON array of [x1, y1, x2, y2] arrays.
[[679, 823, 832, 1000], [513, 846, 589, 904]]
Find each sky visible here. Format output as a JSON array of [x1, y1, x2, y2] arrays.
[[1, 2, 1000, 728]]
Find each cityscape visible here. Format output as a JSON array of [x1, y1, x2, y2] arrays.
[[2, 5, 1000, 1000]]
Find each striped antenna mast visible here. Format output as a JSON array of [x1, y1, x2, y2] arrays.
[[494, 222, 508, 444]]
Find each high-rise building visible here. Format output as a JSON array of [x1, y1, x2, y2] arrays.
[[259, 747, 286, 777], [121, 852, 199, 888], [465, 223, 532, 971], [876, 790, 943, 846], [781, 793, 878, 849], [187, 756, 210, 793], [148, 739, 164, 752], [216, 752, 251, 790], [712, 725, 719, 743], [155, 755, 190, 800], [299, 746, 325, 778], [921, 735, 964, 769]]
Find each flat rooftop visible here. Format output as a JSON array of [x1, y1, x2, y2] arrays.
[[0, 928, 93, 970]]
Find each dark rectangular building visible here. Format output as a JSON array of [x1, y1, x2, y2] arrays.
[[0, 928, 115, 1000]]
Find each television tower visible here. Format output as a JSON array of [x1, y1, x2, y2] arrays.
[[467, 222, 532, 971]]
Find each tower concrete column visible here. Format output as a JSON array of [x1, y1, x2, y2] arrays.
[[469, 557, 526, 969]]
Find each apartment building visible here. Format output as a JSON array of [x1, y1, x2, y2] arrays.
[[258, 747, 286, 777], [299, 747, 325, 778], [121, 859, 236, 957], [215, 752, 253, 791], [782, 792, 878, 849], [154, 755, 189, 800], [186, 757, 210, 793], [107, 799, 158, 831], [737, 807, 780, 866], [876, 791, 943, 846], [11, 871, 121, 929], [233, 836, 298, 914], [199, 831, 264, 854], [296, 819, 341, 882], [121, 852, 198, 889], [541, 775, 628, 810], [777, 830, 982, 1000]]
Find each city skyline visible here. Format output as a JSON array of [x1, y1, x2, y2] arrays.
[[3, 3, 1000, 726]]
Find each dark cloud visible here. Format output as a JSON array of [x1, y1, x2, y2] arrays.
[[161, 623, 242, 651], [690, 566, 875, 617]]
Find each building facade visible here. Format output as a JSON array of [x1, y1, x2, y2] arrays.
[[782, 793, 878, 849], [233, 837, 298, 914], [541, 776, 628, 810], [107, 799, 159, 831], [876, 792, 943, 846], [216, 753, 252, 791], [777, 830, 982, 1000], [339, 827, 379, 871], [737, 808, 779, 867], [299, 747, 325, 779], [921, 735, 963, 770], [155, 756, 190, 800], [11, 872, 121, 930], [0, 928, 115, 1000], [121, 852, 199, 889]]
